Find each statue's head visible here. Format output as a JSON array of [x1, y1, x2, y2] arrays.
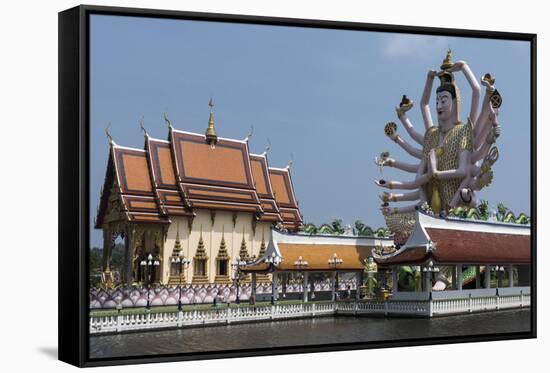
[[436, 72, 459, 124]]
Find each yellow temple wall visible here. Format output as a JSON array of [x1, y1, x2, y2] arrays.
[[161, 210, 273, 284]]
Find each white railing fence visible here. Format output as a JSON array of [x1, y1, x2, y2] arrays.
[[90, 292, 530, 334], [90, 302, 337, 334]]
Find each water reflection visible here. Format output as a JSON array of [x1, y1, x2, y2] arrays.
[[89, 309, 530, 359]]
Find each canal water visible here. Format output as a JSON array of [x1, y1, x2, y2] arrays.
[[89, 309, 531, 359]]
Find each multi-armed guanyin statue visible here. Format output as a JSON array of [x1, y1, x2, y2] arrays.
[[375, 49, 502, 234]]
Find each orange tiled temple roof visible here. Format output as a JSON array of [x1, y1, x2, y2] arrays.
[[95, 114, 302, 229]]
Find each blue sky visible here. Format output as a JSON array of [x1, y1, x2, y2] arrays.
[[89, 15, 531, 247]]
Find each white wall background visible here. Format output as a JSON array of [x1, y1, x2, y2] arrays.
[[0, 0, 546, 371]]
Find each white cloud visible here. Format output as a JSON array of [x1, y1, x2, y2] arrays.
[[382, 33, 449, 59]]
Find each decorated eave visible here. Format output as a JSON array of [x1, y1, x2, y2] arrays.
[[373, 211, 531, 266], [268, 167, 303, 230], [145, 136, 194, 217], [95, 143, 171, 228], [241, 229, 394, 272], [250, 153, 283, 223]]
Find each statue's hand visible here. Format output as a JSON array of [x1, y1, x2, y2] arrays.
[[485, 126, 500, 145], [480, 76, 495, 91], [481, 73, 496, 89], [427, 70, 437, 79], [448, 60, 465, 73], [374, 156, 394, 167], [380, 206, 392, 216], [395, 103, 413, 118], [379, 192, 393, 202], [485, 146, 499, 165], [374, 179, 391, 189], [388, 132, 399, 142]]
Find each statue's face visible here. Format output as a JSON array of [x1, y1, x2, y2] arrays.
[[436, 91, 454, 122]]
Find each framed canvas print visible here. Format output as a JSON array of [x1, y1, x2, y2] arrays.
[[58, 4, 536, 367]]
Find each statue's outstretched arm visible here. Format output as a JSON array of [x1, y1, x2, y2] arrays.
[[469, 147, 499, 193], [381, 204, 421, 216], [475, 96, 490, 135], [456, 61, 481, 124], [398, 114, 425, 145], [380, 190, 420, 203], [473, 125, 500, 162], [470, 164, 481, 177], [475, 107, 499, 149], [375, 179, 424, 190], [374, 160, 430, 190], [389, 134, 423, 159], [374, 156, 419, 173], [421, 70, 437, 130], [472, 140, 491, 163], [395, 100, 424, 145], [474, 85, 495, 139]]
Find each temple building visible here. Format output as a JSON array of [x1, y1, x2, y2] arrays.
[[373, 210, 531, 296], [95, 103, 302, 286]]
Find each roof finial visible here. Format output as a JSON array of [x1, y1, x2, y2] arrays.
[[105, 123, 116, 146], [163, 112, 173, 130], [205, 97, 218, 148], [139, 116, 149, 137], [286, 153, 294, 170], [262, 138, 272, 156], [244, 125, 254, 142]]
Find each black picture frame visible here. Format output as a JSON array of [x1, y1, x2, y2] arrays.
[[58, 4, 537, 368]]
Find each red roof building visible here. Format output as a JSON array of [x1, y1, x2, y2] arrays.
[[374, 211, 531, 266]]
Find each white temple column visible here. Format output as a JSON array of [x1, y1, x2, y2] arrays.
[[331, 272, 336, 301], [424, 269, 431, 292], [355, 272, 361, 300], [251, 272, 257, 303], [272, 272, 279, 301], [123, 228, 135, 284], [508, 265, 514, 287], [484, 264, 491, 288], [392, 267, 399, 293], [451, 266, 457, 290], [457, 264, 463, 291], [302, 272, 309, 303], [102, 226, 112, 272]]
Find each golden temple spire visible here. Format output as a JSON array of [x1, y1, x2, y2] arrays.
[[205, 97, 218, 148], [258, 229, 267, 258], [174, 223, 182, 251], [441, 48, 453, 70], [217, 225, 229, 259], [239, 226, 249, 260], [195, 225, 208, 259]]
